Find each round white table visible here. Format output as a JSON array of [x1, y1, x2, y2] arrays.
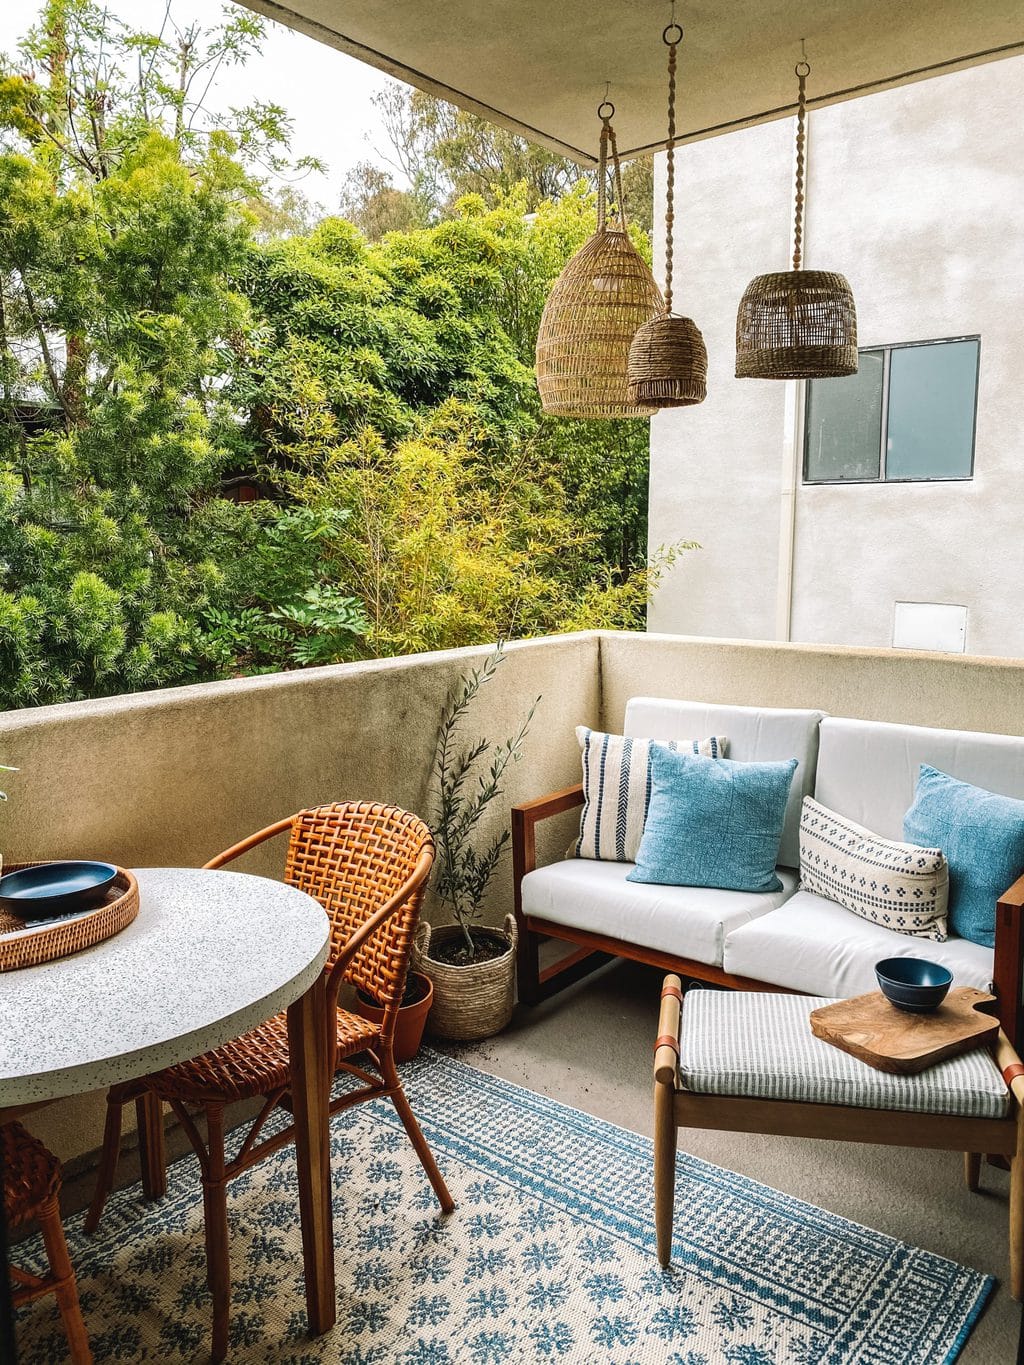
[[0, 867, 338, 1337]]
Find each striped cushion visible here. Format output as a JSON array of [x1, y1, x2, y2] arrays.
[[799, 797, 948, 941], [574, 727, 727, 862], [680, 990, 1009, 1119]]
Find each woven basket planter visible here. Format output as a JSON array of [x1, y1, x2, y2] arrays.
[[735, 272, 858, 379], [536, 228, 663, 419], [414, 914, 517, 1042]]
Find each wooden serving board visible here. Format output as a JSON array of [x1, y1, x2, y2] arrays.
[[809, 987, 1000, 1074]]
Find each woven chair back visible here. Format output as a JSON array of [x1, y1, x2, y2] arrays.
[[283, 803, 433, 1013]]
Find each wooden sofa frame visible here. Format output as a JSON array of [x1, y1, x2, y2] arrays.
[[511, 782, 1024, 1048]]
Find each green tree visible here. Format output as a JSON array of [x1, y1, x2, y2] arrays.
[[0, 1, 346, 705]]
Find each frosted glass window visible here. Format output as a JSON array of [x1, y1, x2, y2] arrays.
[[804, 337, 979, 484], [804, 351, 883, 481], [886, 340, 978, 479]]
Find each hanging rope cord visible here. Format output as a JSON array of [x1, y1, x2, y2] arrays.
[[596, 99, 627, 233], [792, 59, 810, 271], [662, 22, 682, 315]]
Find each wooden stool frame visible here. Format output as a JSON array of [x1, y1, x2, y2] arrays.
[[653, 974, 1024, 1297]]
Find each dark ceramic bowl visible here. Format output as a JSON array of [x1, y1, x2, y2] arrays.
[[0, 861, 119, 921], [875, 957, 953, 1013]]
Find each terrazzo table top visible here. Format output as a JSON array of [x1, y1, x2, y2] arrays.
[[0, 867, 330, 1109]]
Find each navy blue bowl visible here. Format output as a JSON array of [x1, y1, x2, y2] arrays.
[[0, 861, 118, 920], [875, 957, 953, 1013]]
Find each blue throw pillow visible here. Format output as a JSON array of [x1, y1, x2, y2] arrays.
[[904, 765, 1024, 948], [626, 747, 798, 893]]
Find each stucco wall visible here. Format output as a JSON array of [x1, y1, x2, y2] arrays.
[[648, 55, 1024, 657], [1, 634, 599, 1163], [599, 632, 1024, 737], [10, 627, 1024, 1165]]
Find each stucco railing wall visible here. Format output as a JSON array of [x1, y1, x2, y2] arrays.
[[0, 633, 599, 1163], [9, 628, 1024, 1165], [599, 633, 1024, 736]]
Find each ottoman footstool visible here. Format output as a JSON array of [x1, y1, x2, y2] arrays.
[[653, 975, 1024, 1295]]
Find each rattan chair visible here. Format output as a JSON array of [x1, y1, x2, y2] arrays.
[[85, 802, 454, 1362], [4, 1120, 92, 1363]]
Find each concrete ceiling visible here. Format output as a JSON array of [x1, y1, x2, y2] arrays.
[[240, 1, 1024, 164]]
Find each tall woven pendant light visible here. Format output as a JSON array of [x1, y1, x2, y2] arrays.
[[735, 55, 857, 379], [628, 17, 707, 409], [536, 102, 663, 418]]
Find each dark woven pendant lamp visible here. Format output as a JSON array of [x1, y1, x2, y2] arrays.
[[536, 102, 663, 418], [628, 18, 707, 409], [735, 55, 857, 380]]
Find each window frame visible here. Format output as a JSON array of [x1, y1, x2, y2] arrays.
[[802, 334, 981, 486]]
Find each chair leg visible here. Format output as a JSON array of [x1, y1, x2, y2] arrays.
[[964, 1152, 982, 1191], [136, 1092, 167, 1200], [1011, 1146, 1024, 1300], [201, 1104, 232, 1363], [516, 920, 542, 1006], [36, 1195, 92, 1364], [654, 1080, 677, 1268], [84, 1084, 132, 1235], [382, 1052, 454, 1213]]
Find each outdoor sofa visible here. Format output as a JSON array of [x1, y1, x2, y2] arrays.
[[512, 698, 1024, 1046]]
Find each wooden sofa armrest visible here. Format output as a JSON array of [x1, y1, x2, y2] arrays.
[[994, 873, 1024, 1048], [511, 783, 584, 904]]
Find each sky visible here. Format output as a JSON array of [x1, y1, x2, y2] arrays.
[[0, 0, 399, 209]]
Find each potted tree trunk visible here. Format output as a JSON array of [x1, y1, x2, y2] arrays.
[[415, 644, 538, 1041]]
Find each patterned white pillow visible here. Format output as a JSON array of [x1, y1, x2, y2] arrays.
[[799, 796, 948, 941], [574, 727, 727, 862]]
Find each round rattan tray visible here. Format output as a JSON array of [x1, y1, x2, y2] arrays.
[[0, 863, 139, 972]]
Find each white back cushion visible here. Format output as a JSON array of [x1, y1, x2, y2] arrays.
[[624, 698, 826, 867], [816, 716, 1024, 841]]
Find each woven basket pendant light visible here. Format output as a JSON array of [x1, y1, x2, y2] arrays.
[[536, 102, 663, 418], [628, 19, 707, 409], [735, 56, 857, 379]]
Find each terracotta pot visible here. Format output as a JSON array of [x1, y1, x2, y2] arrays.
[[354, 971, 433, 1063], [413, 915, 517, 1042]]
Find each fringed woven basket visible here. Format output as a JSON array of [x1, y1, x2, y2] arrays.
[[735, 268, 857, 379], [535, 109, 663, 418], [414, 914, 517, 1041]]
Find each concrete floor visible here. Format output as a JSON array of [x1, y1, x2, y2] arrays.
[[39, 958, 1021, 1363]]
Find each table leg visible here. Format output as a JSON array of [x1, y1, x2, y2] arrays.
[[287, 973, 336, 1336]]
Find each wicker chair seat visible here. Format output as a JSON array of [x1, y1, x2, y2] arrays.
[[151, 1008, 381, 1104], [2, 1121, 62, 1229]]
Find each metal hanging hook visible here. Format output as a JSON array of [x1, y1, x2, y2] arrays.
[[598, 80, 614, 123], [796, 38, 810, 77]]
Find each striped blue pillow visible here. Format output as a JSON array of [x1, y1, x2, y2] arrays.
[[574, 726, 727, 862]]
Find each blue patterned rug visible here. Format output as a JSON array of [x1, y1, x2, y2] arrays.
[[15, 1050, 991, 1363]]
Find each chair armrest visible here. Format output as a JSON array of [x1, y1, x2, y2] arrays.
[[203, 816, 296, 870], [511, 784, 584, 921], [993, 1029, 1024, 1110], [994, 873, 1024, 1047], [654, 974, 683, 1087]]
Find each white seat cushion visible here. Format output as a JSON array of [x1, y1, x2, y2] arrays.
[[723, 889, 994, 996], [521, 858, 797, 967], [680, 990, 1009, 1118], [625, 698, 825, 867]]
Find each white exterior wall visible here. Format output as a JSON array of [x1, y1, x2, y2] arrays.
[[648, 56, 1024, 658]]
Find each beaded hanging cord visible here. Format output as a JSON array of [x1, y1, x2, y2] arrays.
[[626, 14, 707, 409], [792, 58, 810, 271], [662, 21, 682, 311]]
